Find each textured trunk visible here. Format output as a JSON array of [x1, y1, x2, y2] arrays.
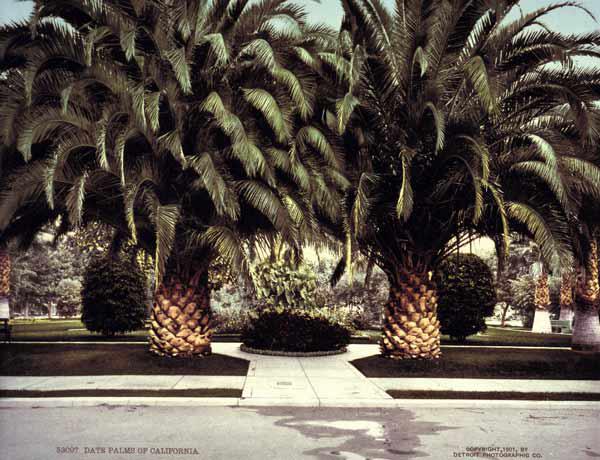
[[572, 240, 599, 352], [532, 270, 552, 333], [0, 249, 10, 318], [380, 270, 441, 360], [500, 303, 509, 327], [571, 306, 600, 352], [148, 271, 213, 357], [364, 256, 375, 289], [558, 273, 575, 323]]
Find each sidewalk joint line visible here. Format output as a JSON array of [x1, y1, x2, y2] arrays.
[[298, 358, 320, 405], [171, 375, 186, 390]]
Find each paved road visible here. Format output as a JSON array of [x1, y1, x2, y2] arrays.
[[1, 405, 598, 460]]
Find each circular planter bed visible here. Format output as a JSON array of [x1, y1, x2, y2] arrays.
[[240, 344, 347, 357], [240, 309, 352, 356]]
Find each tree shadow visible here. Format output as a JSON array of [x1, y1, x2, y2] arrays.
[[254, 406, 453, 459]]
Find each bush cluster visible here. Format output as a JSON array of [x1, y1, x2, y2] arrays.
[[435, 254, 497, 341], [81, 255, 148, 336], [213, 307, 252, 334], [252, 260, 318, 310], [241, 308, 351, 352]]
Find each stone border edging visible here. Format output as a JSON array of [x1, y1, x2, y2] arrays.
[[240, 344, 347, 357]]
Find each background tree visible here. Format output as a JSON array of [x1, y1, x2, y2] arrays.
[[9, 232, 86, 317], [56, 278, 82, 317], [510, 275, 537, 329], [486, 238, 537, 326]]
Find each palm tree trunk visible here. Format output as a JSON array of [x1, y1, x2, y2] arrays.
[[558, 273, 575, 323], [0, 248, 10, 318], [380, 269, 441, 360], [573, 240, 600, 352], [364, 256, 375, 289], [500, 302, 509, 327], [531, 270, 552, 334], [148, 270, 212, 357], [572, 306, 600, 352]]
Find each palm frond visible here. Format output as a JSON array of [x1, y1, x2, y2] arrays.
[[154, 204, 181, 286], [336, 92, 360, 135], [396, 154, 413, 222], [297, 126, 340, 169], [242, 88, 290, 143], [188, 153, 241, 219], [65, 172, 87, 228], [158, 130, 188, 167], [506, 201, 572, 273], [164, 47, 192, 94], [199, 33, 229, 66]]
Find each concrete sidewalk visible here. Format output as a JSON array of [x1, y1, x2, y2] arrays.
[[1, 343, 598, 408]]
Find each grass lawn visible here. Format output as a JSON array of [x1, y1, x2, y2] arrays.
[[9, 319, 147, 341], [356, 326, 572, 347], [352, 348, 600, 380], [10, 320, 573, 348], [0, 344, 249, 376], [8, 319, 243, 342]]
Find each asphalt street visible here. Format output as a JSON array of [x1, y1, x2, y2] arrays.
[[0, 404, 598, 460]]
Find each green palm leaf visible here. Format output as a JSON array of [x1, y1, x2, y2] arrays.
[[297, 126, 340, 169], [154, 204, 181, 286], [396, 154, 413, 222], [66, 172, 87, 228], [506, 201, 572, 273], [188, 153, 240, 219], [242, 88, 290, 143]]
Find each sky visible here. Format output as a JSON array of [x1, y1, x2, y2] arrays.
[[1, 0, 599, 32]]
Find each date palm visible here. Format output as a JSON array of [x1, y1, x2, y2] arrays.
[[0, 0, 345, 356], [0, 247, 10, 317], [571, 197, 600, 352], [324, 0, 600, 359], [558, 273, 575, 322], [532, 266, 552, 333]]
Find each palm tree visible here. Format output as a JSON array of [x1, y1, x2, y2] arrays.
[[322, 0, 600, 359], [0, 0, 345, 357], [571, 193, 600, 351], [572, 234, 599, 352], [558, 273, 575, 323], [531, 265, 552, 334], [0, 247, 10, 318]]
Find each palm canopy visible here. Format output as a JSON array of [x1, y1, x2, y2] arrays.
[[322, 0, 600, 282], [0, 0, 347, 284]]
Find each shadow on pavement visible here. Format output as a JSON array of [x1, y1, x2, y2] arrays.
[[254, 406, 452, 459]]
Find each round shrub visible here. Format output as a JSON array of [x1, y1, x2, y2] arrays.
[[241, 308, 351, 352], [434, 254, 497, 341], [81, 254, 148, 336]]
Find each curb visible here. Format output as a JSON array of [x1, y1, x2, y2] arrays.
[[240, 344, 347, 357], [2, 397, 600, 409], [0, 397, 240, 408]]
